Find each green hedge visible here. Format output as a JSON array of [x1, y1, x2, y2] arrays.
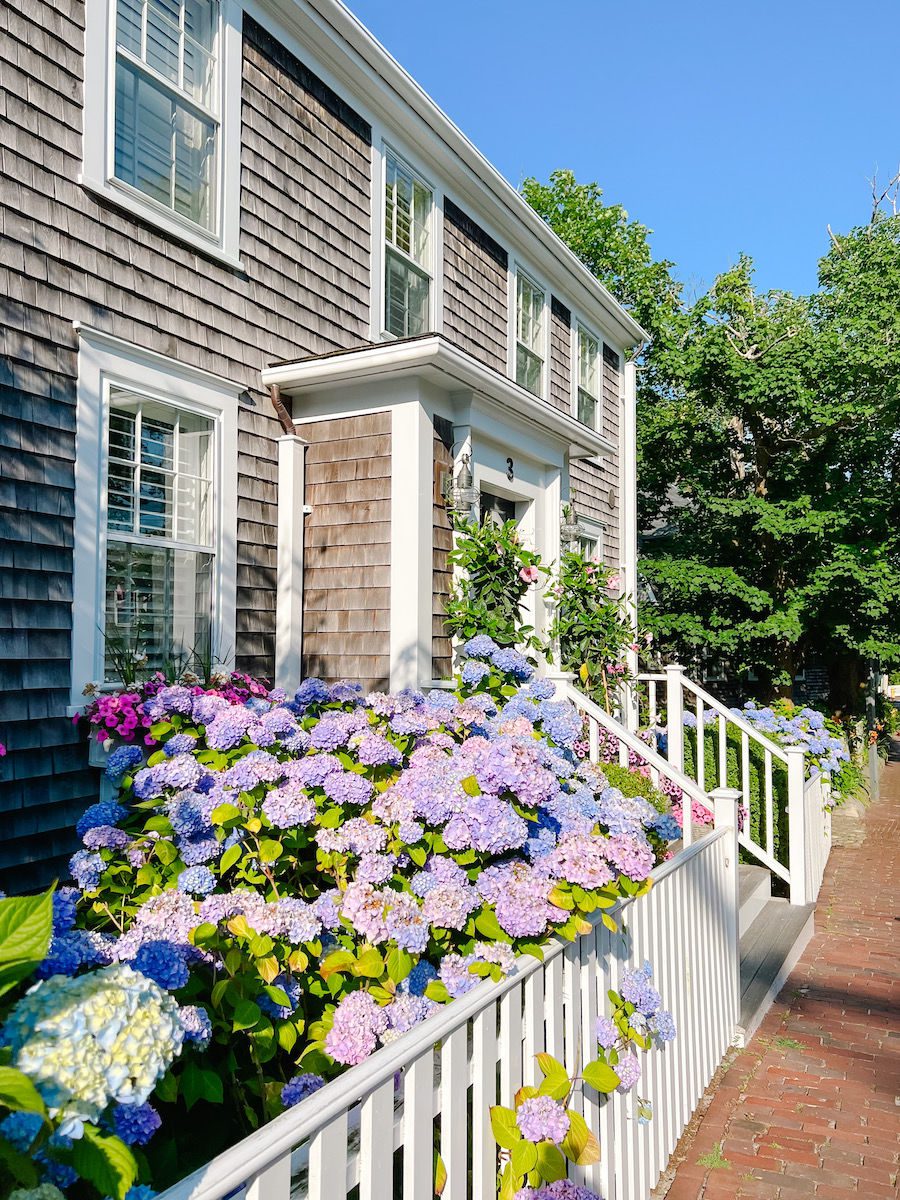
[[682, 724, 789, 866]]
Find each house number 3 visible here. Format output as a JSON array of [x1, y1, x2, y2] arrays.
[[506, 457, 515, 481]]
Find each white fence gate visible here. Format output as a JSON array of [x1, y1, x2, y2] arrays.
[[159, 819, 741, 1200]]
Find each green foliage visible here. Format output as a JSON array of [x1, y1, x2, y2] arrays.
[[600, 763, 668, 813], [445, 513, 545, 651], [547, 551, 636, 706], [523, 170, 900, 703]]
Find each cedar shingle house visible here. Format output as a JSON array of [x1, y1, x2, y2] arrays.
[[0, 0, 645, 890]]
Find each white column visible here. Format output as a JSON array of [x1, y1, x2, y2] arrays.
[[620, 360, 640, 730], [389, 400, 433, 690], [711, 786, 742, 1032], [275, 433, 306, 689], [785, 745, 808, 905]]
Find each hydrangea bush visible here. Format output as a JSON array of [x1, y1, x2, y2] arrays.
[[63, 641, 680, 1187], [0, 889, 184, 1200], [491, 960, 675, 1199]]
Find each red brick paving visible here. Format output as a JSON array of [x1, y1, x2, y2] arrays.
[[660, 758, 900, 1199]]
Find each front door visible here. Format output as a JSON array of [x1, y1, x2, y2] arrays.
[[480, 490, 518, 526]]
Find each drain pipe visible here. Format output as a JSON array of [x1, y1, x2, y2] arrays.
[[269, 383, 295, 434]]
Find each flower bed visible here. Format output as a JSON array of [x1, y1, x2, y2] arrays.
[[14, 642, 681, 1197]]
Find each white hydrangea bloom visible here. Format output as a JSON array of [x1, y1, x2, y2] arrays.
[[5, 964, 184, 1137]]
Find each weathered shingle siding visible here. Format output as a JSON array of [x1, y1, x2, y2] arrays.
[[570, 345, 621, 569], [549, 297, 572, 415], [301, 413, 391, 690], [0, 3, 371, 889], [442, 200, 508, 372]]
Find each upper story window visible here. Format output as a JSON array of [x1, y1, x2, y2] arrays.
[[576, 324, 601, 429], [105, 392, 215, 675], [384, 150, 434, 338], [114, 0, 219, 231], [82, 0, 242, 265], [515, 271, 545, 396]]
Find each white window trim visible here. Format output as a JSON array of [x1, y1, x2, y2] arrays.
[[509, 263, 549, 400], [70, 324, 239, 708], [571, 320, 604, 437], [81, 0, 244, 269], [372, 137, 443, 342], [575, 515, 606, 563]]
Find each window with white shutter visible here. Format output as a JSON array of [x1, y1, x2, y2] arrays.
[[384, 150, 433, 338], [515, 271, 545, 397]]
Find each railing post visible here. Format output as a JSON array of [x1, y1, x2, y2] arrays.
[[665, 663, 685, 773], [785, 746, 808, 905], [711, 786, 742, 1033]]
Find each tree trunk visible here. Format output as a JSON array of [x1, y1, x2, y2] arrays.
[[827, 652, 865, 716]]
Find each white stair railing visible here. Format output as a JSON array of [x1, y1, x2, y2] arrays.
[[635, 666, 831, 905], [563, 684, 715, 847]]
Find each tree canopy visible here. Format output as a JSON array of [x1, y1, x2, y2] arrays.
[[523, 170, 900, 705]]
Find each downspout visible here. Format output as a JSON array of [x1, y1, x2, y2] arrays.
[[269, 384, 307, 689]]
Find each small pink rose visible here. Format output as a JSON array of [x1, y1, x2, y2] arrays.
[[519, 565, 539, 584]]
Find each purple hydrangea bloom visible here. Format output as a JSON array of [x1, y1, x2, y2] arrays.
[[282, 1073, 325, 1107], [52, 887, 79, 934], [380, 993, 435, 1043], [601, 834, 655, 882], [192, 693, 230, 725], [547, 834, 615, 889], [106, 744, 144, 781], [325, 992, 389, 1065], [438, 953, 478, 998], [177, 865, 217, 896], [515, 1095, 570, 1144], [132, 940, 190, 990], [69, 849, 104, 891], [620, 961, 661, 1016], [179, 834, 222, 865], [477, 860, 565, 939], [179, 1005, 213, 1048], [76, 801, 128, 839], [491, 647, 534, 682], [356, 853, 396, 885], [595, 1015, 618, 1050], [275, 898, 322, 944], [163, 733, 197, 757], [651, 1009, 676, 1043], [384, 890, 429, 953], [286, 754, 343, 787], [261, 781, 316, 829], [294, 678, 332, 709], [206, 706, 255, 750], [310, 710, 368, 751], [461, 659, 491, 686], [112, 1102, 162, 1145], [341, 882, 389, 943], [83, 824, 130, 851], [398, 820, 424, 843], [342, 818, 388, 855], [354, 732, 403, 767], [322, 770, 373, 807], [463, 635, 498, 659], [614, 1051, 641, 1092], [312, 889, 342, 929], [421, 880, 479, 931]]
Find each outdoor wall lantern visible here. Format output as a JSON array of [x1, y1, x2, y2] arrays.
[[560, 497, 581, 547], [447, 453, 479, 513]]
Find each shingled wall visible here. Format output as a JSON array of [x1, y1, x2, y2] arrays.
[[0, 4, 371, 890]]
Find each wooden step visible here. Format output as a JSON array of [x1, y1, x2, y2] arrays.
[[738, 898, 814, 1043], [738, 864, 771, 938]]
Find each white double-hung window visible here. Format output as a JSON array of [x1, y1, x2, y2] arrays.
[[383, 150, 434, 338], [71, 328, 239, 703], [83, 0, 241, 262], [576, 324, 601, 430], [105, 393, 215, 675], [515, 271, 545, 397]]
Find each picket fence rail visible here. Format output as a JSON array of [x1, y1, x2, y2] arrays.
[[158, 815, 742, 1200]]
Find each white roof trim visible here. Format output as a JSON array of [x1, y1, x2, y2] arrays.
[[261, 337, 614, 459], [256, 0, 648, 349]]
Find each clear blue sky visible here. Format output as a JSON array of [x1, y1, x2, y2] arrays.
[[348, 0, 899, 298]]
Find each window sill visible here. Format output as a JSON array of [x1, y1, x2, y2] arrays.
[[79, 175, 245, 273]]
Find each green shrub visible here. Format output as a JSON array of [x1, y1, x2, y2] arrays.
[[602, 763, 668, 813]]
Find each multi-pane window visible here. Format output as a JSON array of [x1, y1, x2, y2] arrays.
[[114, 0, 219, 230], [515, 272, 545, 396], [576, 325, 601, 428], [384, 151, 433, 337], [104, 390, 215, 677]]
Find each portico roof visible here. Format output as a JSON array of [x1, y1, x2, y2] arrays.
[[260, 335, 615, 460]]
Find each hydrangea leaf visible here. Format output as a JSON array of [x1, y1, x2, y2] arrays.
[[489, 1104, 521, 1149], [535, 1142, 566, 1182], [582, 1059, 621, 1094], [0, 890, 53, 997], [0, 1066, 47, 1116], [561, 1111, 600, 1165], [70, 1125, 137, 1200], [511, 1138, 538, 1176]]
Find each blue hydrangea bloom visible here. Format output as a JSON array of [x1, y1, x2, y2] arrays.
[[112, 1101, 162, 1145], [177, 865, 216, 896], [76, 801, 128, 839], [281, 1073, 325, 1107], [106, 744, 144, 781], [69, 850, 104, 891], [163, 733, 197, 757], [132, 940, 190, 990], [294, 678, 331, 708], [463, 635, 498, 659], [179, 1005, 213, 1049], [0, 1111, 42, 1150]]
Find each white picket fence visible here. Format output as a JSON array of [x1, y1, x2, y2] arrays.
[[159, 813, 740, 1200], [632, 667, 831, 905]]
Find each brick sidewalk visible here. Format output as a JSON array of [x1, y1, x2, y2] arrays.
[[660, 760, 900, 1199]]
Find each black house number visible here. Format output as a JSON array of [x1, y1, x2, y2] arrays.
[[506, 457, 515, 481]]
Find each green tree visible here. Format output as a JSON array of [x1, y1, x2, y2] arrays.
[[523, 170, 900, 705]]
